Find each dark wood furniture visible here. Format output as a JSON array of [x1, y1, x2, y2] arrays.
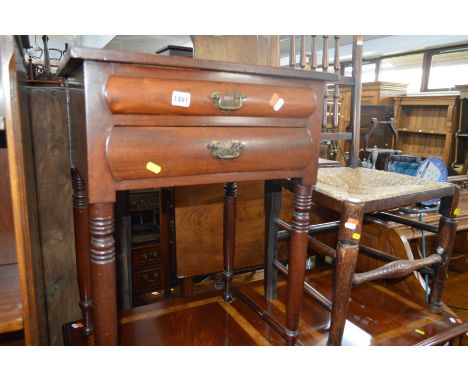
[[0, 35, 48, 344], [58, 46, 336, 345], [128, 190, 165, 307]]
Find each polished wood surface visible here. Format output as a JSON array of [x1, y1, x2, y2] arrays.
[[62, 269, 467, 346], [106, 76, 317, 117], [284, 183, 312, 344], [0, 264, 23, 334], [89, 202, 117, 345], [106, 126, 316, 180]]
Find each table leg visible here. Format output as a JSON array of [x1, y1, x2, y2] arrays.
[[70, 168, 93, 336], [223, 182, 237, 303], [429, 192, 459, 312], [328, 199, 364, 346], [89, 202, 118, 345], [285, 183, 312, 345], [264, 180, 282, 300]]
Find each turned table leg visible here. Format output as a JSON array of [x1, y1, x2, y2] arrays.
[[264, 180, 282, 301], [89, 202, 118, 345], [429, 191, 459, 312], [285, 183, 312, 345], [223, 182, 237, 303], [328, 199, 364, 346], [70, 168, 93, 336]]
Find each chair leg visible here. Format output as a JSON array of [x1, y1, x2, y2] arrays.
[[223, 182, 237, 303], [328, 199, 365, 346], [285, 183, 312, 345], [264, 180, 282, 301], [70, 168, 93, 336], [429, 192, 459, 312]]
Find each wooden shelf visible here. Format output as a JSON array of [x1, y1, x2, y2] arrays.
[[0, 264, 23, 334]]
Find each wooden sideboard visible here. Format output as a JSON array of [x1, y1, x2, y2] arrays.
[[58, 46, 336, 345]]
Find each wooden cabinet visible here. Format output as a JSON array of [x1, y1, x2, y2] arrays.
[[116, 189, 165, 308], [393, 95, 459, 165], [455, 85, 468, 171], [336, 82, 408, 162], [0, 36, 48, 345], [340, 81, 408, 131]]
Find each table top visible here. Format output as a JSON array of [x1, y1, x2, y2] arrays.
[[57, 46, 340, 82]]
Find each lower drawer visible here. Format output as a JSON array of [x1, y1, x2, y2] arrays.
[[132, 244, 161, 270], [132, 267, 162, 289], [106, 126, 315, 180]]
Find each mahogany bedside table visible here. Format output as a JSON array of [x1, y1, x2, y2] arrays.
[[58, 47, 337, 345]]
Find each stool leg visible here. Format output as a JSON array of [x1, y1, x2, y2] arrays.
[[71, 168, 93, 336], [429, 191, 459, 312], [285, 183, 312, 345], [89, 202, 118, 345], [328, 199, 364, 346], [264, 180, 282, 300], [223, 182, 237, 302]]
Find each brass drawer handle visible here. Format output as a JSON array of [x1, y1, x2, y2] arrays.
[[143, 272, 159, 282], [208, 140, 245, 160], [142, 252, 158, 261], [210, 91, 246, 112]]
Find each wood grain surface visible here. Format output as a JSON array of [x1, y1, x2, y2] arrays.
[[0, 149, 17, 265], [0, 264, 23, 334], [28, 88, 81, 344], [175, 181, 292, 277]]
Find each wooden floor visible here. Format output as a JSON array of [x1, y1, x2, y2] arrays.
[[0, 264, 23, 335], [63, 268, 467, 346]]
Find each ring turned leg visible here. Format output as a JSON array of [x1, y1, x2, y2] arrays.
[[70, 168, 93, 336], [285, 183, 312, 345], [264, 180, 282, 300], [328, 199, 365, 346], [223, 182, 237, 303], [89, 202, 118, 345], [428, 191, 459, 312]]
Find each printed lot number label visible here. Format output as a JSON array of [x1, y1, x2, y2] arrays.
[[172, 91, 191, 107]]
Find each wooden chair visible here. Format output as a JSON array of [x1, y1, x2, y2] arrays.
[[265, 167, 460, 345]]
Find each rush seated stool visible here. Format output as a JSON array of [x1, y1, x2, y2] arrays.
[[265, 167, 461, 345]]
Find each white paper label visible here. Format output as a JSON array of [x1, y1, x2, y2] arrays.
[[344, 222, 357, 230], [273, 97, 285, 111], [171, 91, 191, 107]]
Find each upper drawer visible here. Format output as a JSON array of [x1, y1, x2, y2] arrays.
[[106, 126, 314, 180], [104, 76, 317, 118]]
